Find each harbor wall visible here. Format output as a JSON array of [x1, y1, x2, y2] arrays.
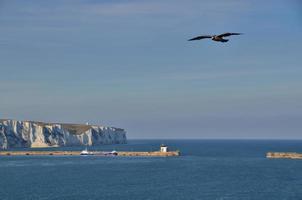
[[0, 150, 180, 157], [266, 152, 302, 159], [117, 151, 180, 157]]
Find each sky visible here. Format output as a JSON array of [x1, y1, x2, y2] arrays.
[[0, 0, 302, 139]]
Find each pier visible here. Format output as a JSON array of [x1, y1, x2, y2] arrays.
[[0, 145, 180, 157], [0, 150, 180, 157], [117, 151, 179, 157], [266, 152, 302, 159]]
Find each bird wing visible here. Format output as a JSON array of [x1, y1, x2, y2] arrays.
[[188, 35, 212, 41], [217, 32, 242, 37]]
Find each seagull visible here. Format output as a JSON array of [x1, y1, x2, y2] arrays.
[[188, 32, 242, 43]]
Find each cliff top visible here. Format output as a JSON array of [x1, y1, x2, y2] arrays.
[[0, 119, 124, 135]]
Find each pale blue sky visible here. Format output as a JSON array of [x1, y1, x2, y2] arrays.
[[1, 0, 302, 139]]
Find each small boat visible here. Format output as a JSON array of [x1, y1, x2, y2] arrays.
[[102, 150, 118, 156], [111, 150, 118, 156], [80, 148, 93, 156]]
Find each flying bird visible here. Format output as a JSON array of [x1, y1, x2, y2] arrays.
[[188, 32, 242, 43]]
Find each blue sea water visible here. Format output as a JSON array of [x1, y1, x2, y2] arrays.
[[0, 140, 302, 200]]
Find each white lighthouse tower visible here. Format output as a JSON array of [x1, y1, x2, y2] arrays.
[[160, 144, 168, 152]]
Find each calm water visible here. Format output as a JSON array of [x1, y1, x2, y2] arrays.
[[0, 140, 302, 200]]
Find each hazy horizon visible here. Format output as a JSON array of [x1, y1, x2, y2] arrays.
[[1, 0, 302, 139]]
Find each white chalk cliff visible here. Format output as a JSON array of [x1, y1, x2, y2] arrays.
[[0, 119, 127, 149]]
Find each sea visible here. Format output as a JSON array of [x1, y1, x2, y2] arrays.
[[0, 139, 302, 200]]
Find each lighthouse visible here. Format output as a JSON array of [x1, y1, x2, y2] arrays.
[[160, 144, 168, 152]]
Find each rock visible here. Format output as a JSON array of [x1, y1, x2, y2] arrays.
[[0, 119, 127, 149]]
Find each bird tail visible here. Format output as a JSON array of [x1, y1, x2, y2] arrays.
[[220, 39, 229, 43]]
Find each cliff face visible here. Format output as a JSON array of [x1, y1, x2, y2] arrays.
[[0, 119, 127, 149]]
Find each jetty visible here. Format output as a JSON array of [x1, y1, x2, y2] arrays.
[[266, 152, 302, 159], [0, 145, 180, 157]]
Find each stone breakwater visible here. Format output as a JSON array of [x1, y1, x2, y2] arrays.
[[0, 151, 180, 157], [0, 119, 127, 149], [117, 151, 180, 157], [266, 152, 302, 159]]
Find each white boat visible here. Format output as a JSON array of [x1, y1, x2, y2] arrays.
[[80, 148, 93, 155], [102, 150, 118, 156]]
